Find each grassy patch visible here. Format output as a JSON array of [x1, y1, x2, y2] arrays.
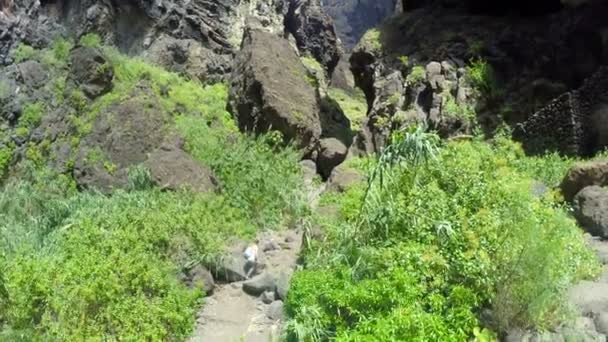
[[328, 88, 367, 131]]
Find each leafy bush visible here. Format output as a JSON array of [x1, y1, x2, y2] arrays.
[[360, 28, 382, 52], [442, 92, 476, 122], [467, 58, 500, 99], [79, 33, 102, 48], [12, 44, 36, 63], [406, 65, 426, 86], [286, 131, 599, 341], [18, 103, 44, 130]]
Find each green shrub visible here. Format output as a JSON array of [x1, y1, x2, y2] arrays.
[[286, 132, 599, 340], [360, 28, 382, 52], [176, 115, 307, 229], [442, 92, 476, 122], [12, 44, 36, 63], [406, 66, 426, 86], [79, 33, 102, 48], [18, 103, 44, 129], [467, 58, 500, 99], [0, 144, 14, 180]]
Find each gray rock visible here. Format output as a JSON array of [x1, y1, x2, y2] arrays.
[[261, 239, 281, 252], [261, 291, 276, 304], [299, 159, 318, 182], [561, 161, 608, 202], [227, 29, 322, 152], [569, 281, 608, 315], [330, 55, 356, 92], [573, 186, 608, 239], [267, 300, 284, 321], [243, 272, 277, 296], [317, 137, 348, 178], [586, 236, 608, 265], [275, 271, 290, 301], [18, 60, 47, 89], [600, 266, 608, 283], [189, 265, 215, 295], [595, 312, 608, 335], [69, 46, 114, 99], [210, 254, 249, 283], [144, 147, 219, 193], [327, 163, 364, 192]]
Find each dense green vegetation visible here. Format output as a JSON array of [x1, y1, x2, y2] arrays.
[[0, 39, 307, 340], [1, 34, 604, 342], [286, 129, 600, 341]]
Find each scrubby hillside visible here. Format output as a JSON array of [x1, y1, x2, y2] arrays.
[[0, 37, 308, 340], [1, 0, 608, 341]]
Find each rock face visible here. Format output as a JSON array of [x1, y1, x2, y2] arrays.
[[228, 29, 323, 152], [327, 163, 364, 192], [286, 0, 342, 73], [561, 161, 608, 201], [573, 186, 608, 239], [2, 0, 342, 82]]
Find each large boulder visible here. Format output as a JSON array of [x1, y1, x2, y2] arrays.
[[144, 145, 219, 193], [561, 161, 608, 202], [228, 29, 322, 152], [573, 186, 608, 239], [69, 46, 114, 99], [242, 272, 277, 296], [317, 137, 348, 178]]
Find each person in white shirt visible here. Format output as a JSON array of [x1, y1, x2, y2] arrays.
[[243, 243, 258, 279]]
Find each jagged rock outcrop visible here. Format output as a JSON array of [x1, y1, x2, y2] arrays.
[[286, 0, 342, 73], [2, 0, 342, 82], [346, 1, 608, 153], [516, 67, 608, 156], [228, 29, 350, 170]]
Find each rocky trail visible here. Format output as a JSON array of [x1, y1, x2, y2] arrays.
[[189, 162, 324, 342]]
